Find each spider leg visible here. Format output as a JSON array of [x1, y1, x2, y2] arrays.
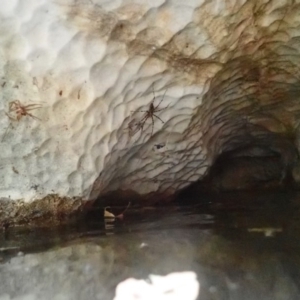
[[151, 115, 154, 136], [131, 110, 148, 113], [155, 102, 169, 112], [141, 115, 148, 129], [153, 114, 164, 124], [138, 119, 147, 137], [27, 113, 41, 121], [152, 83, 156, 103], [155, 105, 168, 112], [139, 113, 149, 123], [25, 104, 43, 110], [25, 103, 42, 107], [154, 88, 168, 109]]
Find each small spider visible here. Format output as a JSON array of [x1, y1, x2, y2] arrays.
[[130, 85, 168, 137], [5, 100, 42, 121]]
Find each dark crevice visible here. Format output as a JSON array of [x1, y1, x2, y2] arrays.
[[177, 133, 299, 203]]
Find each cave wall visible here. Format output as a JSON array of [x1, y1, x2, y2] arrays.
[[1, 0, 300, 222]]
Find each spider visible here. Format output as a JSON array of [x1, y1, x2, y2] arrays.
[[5, 100, 42, 121], [130, 85, 168, 137]]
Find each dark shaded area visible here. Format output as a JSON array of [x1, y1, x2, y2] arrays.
[[178, 132, 299, 204], [89, 188, 176, 212]]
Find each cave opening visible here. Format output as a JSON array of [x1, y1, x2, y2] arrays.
[[178, 133, 300, 203]]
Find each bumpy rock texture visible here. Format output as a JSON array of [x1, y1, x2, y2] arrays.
[[1, 0, 300, 221]]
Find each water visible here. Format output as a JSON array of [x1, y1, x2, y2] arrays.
[[0, 190, 300, 299]]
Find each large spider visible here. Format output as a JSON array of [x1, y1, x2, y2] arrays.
[[129, 86, 168, 137], [5, 100, 42, 121]]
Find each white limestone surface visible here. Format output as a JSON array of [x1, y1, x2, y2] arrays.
[[0, 0, 212, 203], [1, 0, 300, 205]]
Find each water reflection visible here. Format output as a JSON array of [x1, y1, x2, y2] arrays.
[[0, 191, 300, 299]]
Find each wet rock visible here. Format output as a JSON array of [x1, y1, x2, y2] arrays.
[[2, 0, 300, 222]]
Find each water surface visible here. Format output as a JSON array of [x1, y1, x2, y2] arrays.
[[1, 190, 300, 300]]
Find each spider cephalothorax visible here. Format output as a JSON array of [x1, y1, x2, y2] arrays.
[[129, 85, 168, 137]]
